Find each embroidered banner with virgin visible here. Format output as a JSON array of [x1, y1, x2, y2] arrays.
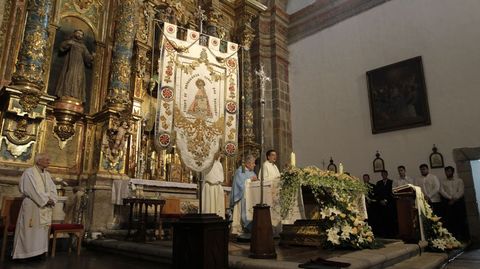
[[155, 22, 239, 172]]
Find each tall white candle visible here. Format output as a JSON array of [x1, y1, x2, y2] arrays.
[[339, 163, 344, 174], [291, 152, 296, 167]]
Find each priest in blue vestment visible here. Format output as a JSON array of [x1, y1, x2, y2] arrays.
[[230, 155, 257, 234]]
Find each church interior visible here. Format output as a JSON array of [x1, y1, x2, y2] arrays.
[[1, 0, 480, 268]]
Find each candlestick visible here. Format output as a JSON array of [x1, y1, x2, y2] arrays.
[[290, 152, 296, 167]]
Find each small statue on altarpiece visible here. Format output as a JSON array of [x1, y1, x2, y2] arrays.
[[111, 121, 133, 157], [54, 29, 94, 103]]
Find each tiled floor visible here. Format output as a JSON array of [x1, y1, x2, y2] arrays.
[[1, 249, 169, 269]]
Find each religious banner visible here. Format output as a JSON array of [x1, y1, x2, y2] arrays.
[[155, 22, 239, 172]]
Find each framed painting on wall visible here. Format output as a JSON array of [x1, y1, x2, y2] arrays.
[[366, 56, 431, 134], [429, 144, 444, 169]]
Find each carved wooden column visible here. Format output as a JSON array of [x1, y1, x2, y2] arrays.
[[105, 0, 137, 112], [130, 0, 155, 178], [0, 0, 27, 89], [235, 1, 266, 160], [0, 0, 54, 166], [11, 0, 52, 90]]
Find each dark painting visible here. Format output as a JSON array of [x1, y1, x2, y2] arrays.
[[366, 56, 431, 134]]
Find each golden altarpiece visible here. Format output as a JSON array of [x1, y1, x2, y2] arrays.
[[0, 0, 276, 232]]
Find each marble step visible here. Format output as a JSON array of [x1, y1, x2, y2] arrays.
[[86, 238, 433, 269], [385, 247, 465, 269]]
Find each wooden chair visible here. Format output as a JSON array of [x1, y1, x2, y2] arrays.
[[159, 198, 183, 239], [49, 223, 84, 257], [0, 196, 23, 262], [50, 189, 87, 257]]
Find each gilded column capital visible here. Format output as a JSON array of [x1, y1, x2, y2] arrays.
[[11, 0, 53, 90], [105, 0, 137, 112]]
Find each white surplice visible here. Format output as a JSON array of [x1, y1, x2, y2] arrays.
[[12, 166, 57, 259], [258, 161, 305, 236], [201, 160, 225, 218]]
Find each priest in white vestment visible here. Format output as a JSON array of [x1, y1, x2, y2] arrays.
[[201, 157, 225, 218], [12, 153, 57, 259], [259, 150, 305, 236]]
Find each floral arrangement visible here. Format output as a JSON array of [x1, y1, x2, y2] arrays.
[[421, 198, 461, 251], [280, 166, 377, 249]]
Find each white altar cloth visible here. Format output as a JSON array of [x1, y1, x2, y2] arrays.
[[112, 179, 230, 205], [244, 179, 305, 235]]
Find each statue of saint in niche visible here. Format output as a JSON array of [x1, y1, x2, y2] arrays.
[[187, 79, 213, 119], [54, 29, 94, 103]]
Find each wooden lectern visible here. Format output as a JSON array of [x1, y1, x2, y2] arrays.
[[394, 186, 420, 243]]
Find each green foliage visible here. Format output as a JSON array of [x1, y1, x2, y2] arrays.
[[280, 166, 376, 249]]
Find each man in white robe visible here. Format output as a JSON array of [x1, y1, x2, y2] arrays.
[[259, 150, 305, 236], [12, 153, 57, 259], [201, 157, 225, 218]]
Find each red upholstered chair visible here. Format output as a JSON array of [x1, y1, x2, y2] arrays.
[[49, 223, 84, 257], [0, 196, 23, 262]]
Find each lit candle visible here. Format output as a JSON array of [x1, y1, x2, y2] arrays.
[[291, 152, 296, 167], [339, 163, 344, 174]]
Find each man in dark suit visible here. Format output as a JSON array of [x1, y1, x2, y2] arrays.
[[363, 174, 378, 232], [374, 170, 396, 238]]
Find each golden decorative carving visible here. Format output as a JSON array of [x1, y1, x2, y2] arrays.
[[12, 63, 43, 88], [105, 88, 131, 111], [0, 0, 12, 50], [52, 97, 84, 145], [23, 26, 47, 62], [112, 57, 131, 85], [61, 0, 104, 33], [135, 52, 147, 79], [136, 2, 155, 43], [19, 90, 40, 113], [3, 117, 36, 146], [13, 118, 28, 140], [102, 115, 134, 170], [91, 45, 104, 112], [241, 27, 255, 50]]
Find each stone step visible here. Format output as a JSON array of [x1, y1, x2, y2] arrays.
[[85, 239, 172, 264], [385, 247, 465, 269], [86, 238, 431, 269], [385, 252, 447, 269], [325, 241, 424, 269]]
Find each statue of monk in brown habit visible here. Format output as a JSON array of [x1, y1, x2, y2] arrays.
[[54, 29, 94, 103]]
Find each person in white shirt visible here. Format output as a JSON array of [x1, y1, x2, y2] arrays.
[[393, 165, 415, 188], [439, 166, 467, 240], [416, 164, 441, 216]]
